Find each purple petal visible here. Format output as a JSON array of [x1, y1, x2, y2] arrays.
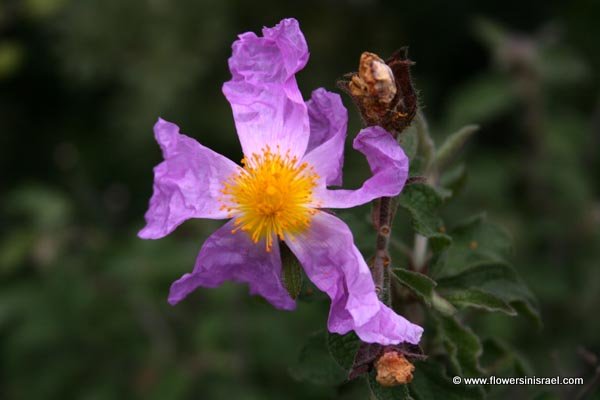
[[222, 18, 310, 160], [316, 126, 409, 209], [138, 118, 240, 239], [285, 211, 423, 345], [302, 88, 348, 187], [168, 219, 296, 310]]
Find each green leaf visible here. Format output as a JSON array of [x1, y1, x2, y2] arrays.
[[443, 288, 517, 316], [290, 331, 346, 385], [436, 315, 484, 377], [481, 338, 533, 377], [368, 370, 413, 400], [409, 362, 485, 400], [397, 183, 452, 250], [439, 164, 468, 199], [392, 268, 437, 306], [431, 291, 457, 316], [280, 243, 303, 299], [438, 262, 541, 325], [399, 124, 419, 161], [433, 124, 479, 170], [444, 73, 517, 129], [327, 332, 361, 371], [431, 214, 512, 279]]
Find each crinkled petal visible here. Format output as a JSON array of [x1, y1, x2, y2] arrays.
[[285, 211, 422, 345], [302, 88, 348, 187], [138, 118, 240, 239], [316, 126, 409, 209], [222, 18, 310, 160], [168, 219, 296, 310]]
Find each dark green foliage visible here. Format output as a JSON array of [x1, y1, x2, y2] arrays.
[[281, 244, 304, 300], [443, 288, 516, 316], [435, 315, 484, 377], [410, 362, 485, 400], [396, 183, 452, 250], [291, 331, 347, 385], [392, 268, 436, 306], [431, 215, 513, 279], [327, 332, 362, 372], [438, 263, 540, 325]]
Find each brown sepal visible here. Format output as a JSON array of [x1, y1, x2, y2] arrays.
[[347, 342, 426, 381]]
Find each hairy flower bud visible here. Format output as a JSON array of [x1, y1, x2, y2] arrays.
[[350, 52, 397, 104], [374, 351, 415, 386], [339, 48, 418, 135]]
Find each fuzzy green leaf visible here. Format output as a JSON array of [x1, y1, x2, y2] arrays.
[[431, 291, 457, 316], [327, 332, 361, 371], [436, 315, 484, 377], [431, 214, 512, 279], [443, 288, 517, 315], [392, 268, 437, 306], [438, 262, 541, 325], [434, 125, 479, 170], [440, 163, 468, 199], [397, 183, 452, 250], [399, 125, 419, 161]]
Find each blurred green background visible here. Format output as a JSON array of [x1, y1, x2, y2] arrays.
[[1, 0, 599, 399]]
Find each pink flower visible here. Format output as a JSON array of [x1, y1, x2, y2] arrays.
[[139, 18, 422, 345]]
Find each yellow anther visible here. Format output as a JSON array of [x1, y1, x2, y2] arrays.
[[220, 147, 319, 251]]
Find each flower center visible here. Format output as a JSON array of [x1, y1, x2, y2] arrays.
[[220, 147, 319, 251]]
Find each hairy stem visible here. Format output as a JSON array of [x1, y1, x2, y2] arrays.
[[372, 197, 392, 300]]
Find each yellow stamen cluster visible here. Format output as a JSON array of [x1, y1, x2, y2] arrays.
[[220, 147, 319, 251]]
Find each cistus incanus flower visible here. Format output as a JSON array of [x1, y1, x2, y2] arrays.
[[138, 18, 423, 346]]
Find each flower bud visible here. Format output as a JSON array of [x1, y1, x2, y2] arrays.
[[339, 48, 417, 135], [350, 52, 397, 104], [374, 351, 415, 386]]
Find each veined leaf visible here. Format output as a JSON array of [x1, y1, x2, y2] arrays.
[[397, 183, 452, 251], [443, 288, 516, 316], [438, 262, 540, 325], [392, 268, 437, 306], [327, 332, 361, 372], [435, 314, 484, 377], [431, 214, 512, 279]]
